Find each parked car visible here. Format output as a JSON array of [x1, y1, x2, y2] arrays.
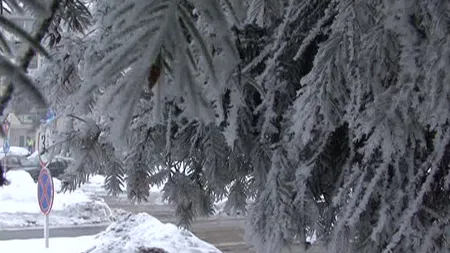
[[0, 155, 25, 170], [2, 154, 72, 182], [23, 157, 71, 182]]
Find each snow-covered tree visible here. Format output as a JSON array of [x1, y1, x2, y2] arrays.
[[1, 0, 450, 253]]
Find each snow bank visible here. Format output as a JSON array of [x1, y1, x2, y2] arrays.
[[85, 212, 222, 253], [0, 170, 112, 228]]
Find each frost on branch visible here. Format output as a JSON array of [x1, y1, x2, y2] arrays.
[[246, 0, 450, 253], [22, 0, 450, 252]]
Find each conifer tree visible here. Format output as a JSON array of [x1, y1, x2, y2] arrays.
[[1, 1, 449, 253]]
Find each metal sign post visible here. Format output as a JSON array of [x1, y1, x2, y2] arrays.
[[2, 120, 10, 185], [37, 127, 54, 248], [3, 138, 9, 174]]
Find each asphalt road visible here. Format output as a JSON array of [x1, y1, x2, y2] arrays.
[[0, 224, 108, 240], [0, 196, 255, 253], [0, 219, 253, 252]]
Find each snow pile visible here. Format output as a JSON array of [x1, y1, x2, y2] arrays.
[[85, 212, 222, 253], [0, 170, 113, 228]]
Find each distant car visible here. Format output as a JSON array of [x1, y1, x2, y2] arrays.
[[2, 154, 72, 182], [1, 155, 25, 170], [23, 157, 71, 182]]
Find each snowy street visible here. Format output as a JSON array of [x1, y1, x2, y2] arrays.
[[0, 168, 254, 252], [1, 212, 234, 253], [0, 196, 252, 252], [0, 217, 251, 252]]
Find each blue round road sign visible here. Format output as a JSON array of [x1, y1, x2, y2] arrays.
[[3, 138, 10, 153], [37, 168, 54, 215]]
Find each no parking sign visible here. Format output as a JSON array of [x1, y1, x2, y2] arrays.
[[37, 168, 54, 215]]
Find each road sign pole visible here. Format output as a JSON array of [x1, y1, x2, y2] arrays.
[[2, 150, 5, 184], [38, 168, 53, 248], [44, 214, 49, 248], [38, 126, 55, 249], [2, 119, 10, 185]]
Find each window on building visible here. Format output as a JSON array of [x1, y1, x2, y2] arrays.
[[19, 136, 25, 147], [17, 114, 35, 124]]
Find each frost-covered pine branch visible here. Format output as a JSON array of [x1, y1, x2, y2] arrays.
[[13, 0, 450, 253]]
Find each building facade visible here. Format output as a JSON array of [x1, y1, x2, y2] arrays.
[[1, 12, 41, 152]]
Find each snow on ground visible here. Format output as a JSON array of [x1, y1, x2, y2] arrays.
[[1, 213, 223, 253], [1, 236, 96, 253], [85, 212, 222, 253], [0, 170, 112, 228]]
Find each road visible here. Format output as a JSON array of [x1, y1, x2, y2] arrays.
[[0, 218, 253, 252], [0, 196, 255, 253]]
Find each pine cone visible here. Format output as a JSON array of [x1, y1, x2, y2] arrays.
[[147, 54, 162, 89]]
